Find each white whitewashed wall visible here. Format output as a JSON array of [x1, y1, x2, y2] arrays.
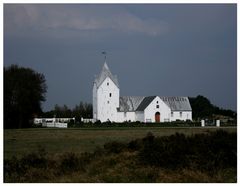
[[136, 111, 144, 122], [93, 83, 98, 120], [116, 112, 136, 122], [170, 111, 192, 121], [97, 77, 119, 122], [144, 96, 171, 122]]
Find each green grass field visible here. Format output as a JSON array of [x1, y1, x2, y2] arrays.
[[4, 127, 237, 159]]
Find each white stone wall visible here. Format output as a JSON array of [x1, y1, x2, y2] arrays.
[[116, 112, 136, 122], [136, 111, 144, 122], [144, 96, 171, 122], [170, 111, 192, 121], [93, 83, 98, 120], [42, 122, 67, 128], [125, 112, 135, 122], [187, 111, 192, 121], [116, 112, 124, 122], [97, 77, 119, 122], [34, 118, 74, 124]]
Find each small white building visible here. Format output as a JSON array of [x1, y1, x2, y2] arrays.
[[93, 62, 192, 123]]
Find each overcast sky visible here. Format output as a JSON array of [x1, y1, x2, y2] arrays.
[[4, 4, 237, 111]]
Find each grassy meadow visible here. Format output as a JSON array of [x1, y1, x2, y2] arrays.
[[4, 127, 236, 159], [4, 127, 237, 183]]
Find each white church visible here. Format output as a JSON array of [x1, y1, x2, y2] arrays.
[[93, 62, 192, 123]]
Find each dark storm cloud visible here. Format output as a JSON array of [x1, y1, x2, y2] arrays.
[[4, 4, 237, 111]]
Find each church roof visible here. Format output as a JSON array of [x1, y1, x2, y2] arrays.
[[160, 97, 192, 111], [118, 96, 192, 112], [118, 96, 145, 112], [135, 96, 156, 111], [94, 62, 119, 88]]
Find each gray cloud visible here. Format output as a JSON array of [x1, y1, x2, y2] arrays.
[[4, 4, 168, 37]]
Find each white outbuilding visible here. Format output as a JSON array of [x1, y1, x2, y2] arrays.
[[93, 62, 192, 123]]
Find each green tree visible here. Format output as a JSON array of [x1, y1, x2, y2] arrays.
[[53, 104, 61, 117], [4, 65, 47, 128], [72, 102, 92, 122], [189, 95, 236, 120], [189, 95, 215, 120]]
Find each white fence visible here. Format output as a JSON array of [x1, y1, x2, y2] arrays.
[[81, 118, 96, 123], [201, 119, 221, 127], [42, 122, 68, 128], [34, 117, 73, 128], [34, 117, 74, 124]]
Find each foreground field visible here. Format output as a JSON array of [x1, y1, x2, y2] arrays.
[[4, 129, 237, 183], [4, 127, 236, 159]]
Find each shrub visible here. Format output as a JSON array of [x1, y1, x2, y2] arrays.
[[188, 130, 237, 172], [95, 120, 101, 125], [59, 152, 85, 173], [4, 146, 48, 182], [20, 152, 47, 169], [139, 132, 189, 169], [138, 131, 237, 172], [127, 139, 143, 151], [104, 141, 127, 154]]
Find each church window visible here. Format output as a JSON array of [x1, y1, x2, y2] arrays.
[[180, 112, 182, 117], [157, 101, 158, 104], [156, 105, 159, 108], [171, 112, 173, 117], [109, 93, 112, 97], [124, 112, 127, 118], [107, 82, 109, 86]]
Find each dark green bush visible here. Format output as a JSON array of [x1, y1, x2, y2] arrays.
[[95, 120, 101, 125], [20, 152, 47, 169], [59, 152, 88, 173], [104, 141, 127, 154], [139, 132, 189, 169], [138, 130, 237, 172], [188, 130, 237, 172], [4, 146, 48, 182], [127, 139, 143, 151], [78, 121, 201, 128]]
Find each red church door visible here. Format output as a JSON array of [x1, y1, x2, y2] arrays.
[[155, 112, 160, 123]]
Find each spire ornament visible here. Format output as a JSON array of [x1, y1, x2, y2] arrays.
[[102, 51, 107, 62]]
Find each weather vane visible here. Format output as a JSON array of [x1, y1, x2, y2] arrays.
[[102, 51, 107, 61]]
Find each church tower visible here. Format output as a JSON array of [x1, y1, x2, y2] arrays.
[[93, 62, 120, 122]]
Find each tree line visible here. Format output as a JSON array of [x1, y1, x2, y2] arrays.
[[42, 102, 92, 122], [189, 95, 237, 120]]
